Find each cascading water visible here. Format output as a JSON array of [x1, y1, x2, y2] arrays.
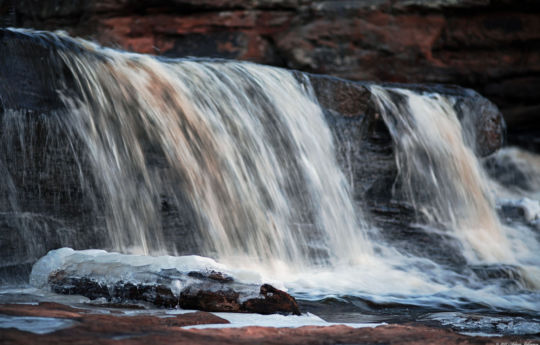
[[257, 88, 539, 313], [366, 86, 540, 304], [369, 86, 512, 263], [0, 29, 539, 334], [56, 37, 371, 269]]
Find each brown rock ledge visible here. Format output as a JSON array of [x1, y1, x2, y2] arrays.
[[0, 302, 529, 345]]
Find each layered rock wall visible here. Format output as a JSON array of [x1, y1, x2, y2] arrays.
[[2, 0, 538, 149]]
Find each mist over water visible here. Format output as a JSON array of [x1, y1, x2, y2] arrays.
[[1, 30, 539, 322]]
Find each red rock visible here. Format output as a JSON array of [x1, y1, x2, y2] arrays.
[[0, 302, 527, 345], [94, 10, 292, 61], [179, 283, 302, 316], [0, 302, 82, 319]]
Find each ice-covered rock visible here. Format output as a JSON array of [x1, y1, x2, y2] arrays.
[[30, 248, 300, 315]]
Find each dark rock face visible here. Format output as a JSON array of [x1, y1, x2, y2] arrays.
[[0, 28, 506, 279], [0, 29, 111, 283], [47, 268, 301, 315], [1, 0, 536, 150], [306, 76, 505, 157]]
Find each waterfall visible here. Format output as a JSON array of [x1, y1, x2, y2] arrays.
[[1, 29, 539, 313], [53, 33, 371, 269], [369, 86, 511, 263], [369, 86, 539, 290]]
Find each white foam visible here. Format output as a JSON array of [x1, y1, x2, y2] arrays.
[[459, 332, 503, 338], [424, 312, 540, 336], [499, 198, 540, 223]]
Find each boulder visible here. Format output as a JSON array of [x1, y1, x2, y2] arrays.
[[40, 250, 301, 315], [48, 271, 300, 314]]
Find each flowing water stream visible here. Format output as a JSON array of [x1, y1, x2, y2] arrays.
[[58, 47, 371, 268], [0, 29, 539, 336]]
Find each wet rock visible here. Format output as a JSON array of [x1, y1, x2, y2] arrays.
[[179, 283, 301, 315], [470, 264, 523, 282], [0, 302, 230, 336], [0, 301, 525, 345], [0, 302, 84, 319], [188, 270, 234, 283], [45, 263, 300, 315], [306, 75, 505, 157], [484, 147, 540, 194], [180, 286, 241, 312], [241, 284, 300, 315]]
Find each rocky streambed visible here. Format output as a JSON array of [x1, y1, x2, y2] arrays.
[[0, 301, 533, 345]]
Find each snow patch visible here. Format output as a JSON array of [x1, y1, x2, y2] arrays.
[[185, 312, 384, 329]]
